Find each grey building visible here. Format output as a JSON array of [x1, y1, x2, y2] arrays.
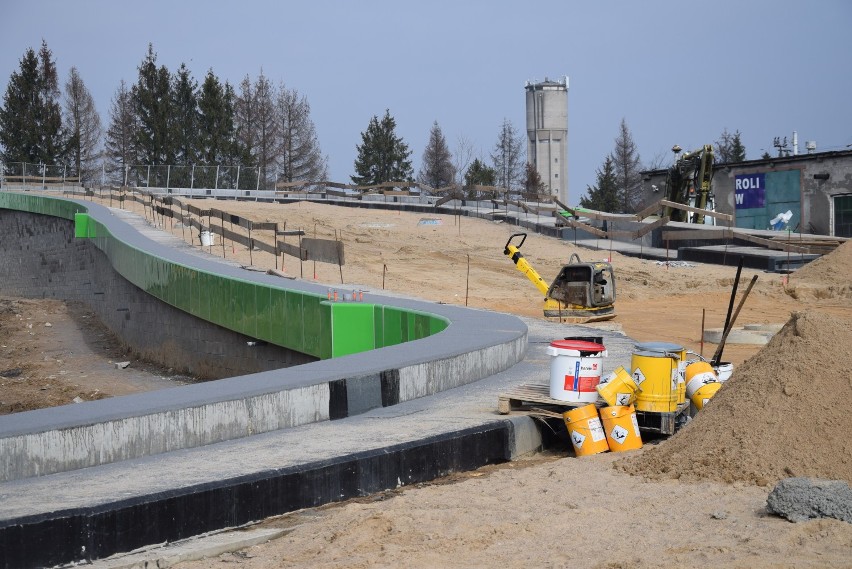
[[639, 149, 852, 237], [525, 77, 569, 204]]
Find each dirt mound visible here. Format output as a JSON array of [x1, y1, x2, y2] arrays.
[[618, 309, 852, 486], [786, 240, 852, 299]]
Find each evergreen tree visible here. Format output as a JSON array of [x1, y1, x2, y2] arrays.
[[463, 157, 496, 200], [171, 63, 199, 169], [490, 118, 525, 193], [36, 41, 64, 165], [611, 118, 642, 213], [63, 67, 102, 183], [715, 128, 747, 163], [0, 42, 63, 168], [417, 121, 454, 191], [0, 47, 41, 166], [579, 156, 620, 213], [731, 131, 746, 162], [351, 110, 413, 185], [132, 44, 173, 181], [523, 162, 547, 200], [198, 70, 236, 165], [274, 83, 327, 186]]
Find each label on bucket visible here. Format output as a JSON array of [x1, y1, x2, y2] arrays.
[[564, 374, 599, 393], [632, 368, 646, 386], [588, 417, 606, 442], [631, 413, 641, 436], [616, 392, 632, 406], [571, 430, 586, 448], [610, 424, 629, 445]]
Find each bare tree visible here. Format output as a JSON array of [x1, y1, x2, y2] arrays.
[[611, 118, 642, 213], [63, 67, 103, 184], [490, 118, 525, 193], [418, 121, 454, 191], [234, 74, 257, 164], [452, 134, 475, 186], [104, 80, 137, 185], [274, 83, 328, 187], [715, 128, 746, 163], [253, 72, 278, 188]]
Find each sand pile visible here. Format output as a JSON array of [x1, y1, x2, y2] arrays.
[[786, 239, 852, 298], [618, 309, 852, 486]]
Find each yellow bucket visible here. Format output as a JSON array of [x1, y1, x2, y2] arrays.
[[691, 381, 721, 410], [596, 366, 638, 407], [599, 405, 643, 452], [563, 404, 609, 457], [631, 350, 678, 413]]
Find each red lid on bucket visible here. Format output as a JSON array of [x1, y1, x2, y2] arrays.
[[549, 339, 605, 353]]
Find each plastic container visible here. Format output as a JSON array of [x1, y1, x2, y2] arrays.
[[563, 404, 609, 456], [547, 340, 606, 403], [596, 366, 638, 407]]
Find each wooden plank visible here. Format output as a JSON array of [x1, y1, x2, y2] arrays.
[[301, 237, 344, 265], [563, 218, 608, 238], [660, 199, 733, 222], [552, 197, 638, 222], [661, 228, 734, 241], [731, 230, 812, 253], [634, 200, 664, 221], [634, 216, 670, 238]]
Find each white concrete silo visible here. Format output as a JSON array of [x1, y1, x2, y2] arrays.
[[525, 76, 569, 203]]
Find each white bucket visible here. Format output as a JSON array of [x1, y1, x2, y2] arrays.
[[200, 230, 215, 246], [714, 362, 733, 382], [546, 339, 606, 403]]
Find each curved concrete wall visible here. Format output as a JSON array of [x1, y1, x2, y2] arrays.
[[0, 193, 528, 482]]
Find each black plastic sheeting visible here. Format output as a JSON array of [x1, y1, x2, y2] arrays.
[[0, 422, 515, 569]]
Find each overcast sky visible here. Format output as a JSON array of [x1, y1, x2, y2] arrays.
[[2, 0, 850, 202]]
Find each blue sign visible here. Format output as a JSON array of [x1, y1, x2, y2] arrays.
[[735, 173, 766, 209]]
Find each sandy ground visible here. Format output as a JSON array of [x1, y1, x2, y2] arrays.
[[4, 197, 852, 567]]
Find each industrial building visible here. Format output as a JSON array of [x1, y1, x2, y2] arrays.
[[640, 147, 852, 238]]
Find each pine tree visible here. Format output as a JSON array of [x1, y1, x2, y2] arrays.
[[579, 156, 620, 213], [198, 70, 235, 165], [252, 72, 278, 189], [715, 128, 747, 163], [418, 121, 454, 191], [63, 67, 102, 184], [351, 110, 413, 185], [171, 63, 199, 169], [731, 131, 746, 162], [275, 83, 327, 186], [0, 47, 41, 166], [132, 44, 173, 182], [490, 118, 525, 193], [36, 41, 64, 165], [0, 42, 63, 169], [523, 163, 547, 200], [611, 118, 642, 213], [463, 158, 496, 200]]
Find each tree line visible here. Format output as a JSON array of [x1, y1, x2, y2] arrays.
[[1, 40, 749, 206]]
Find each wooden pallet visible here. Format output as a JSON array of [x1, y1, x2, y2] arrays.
[[497, 383, 690, 435], [497, 383, 591, 415]]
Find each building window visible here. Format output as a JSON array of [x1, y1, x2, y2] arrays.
[[554, 174, 558, 178]]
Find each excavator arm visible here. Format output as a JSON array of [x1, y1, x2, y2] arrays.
[[664, 144, 715, 223]]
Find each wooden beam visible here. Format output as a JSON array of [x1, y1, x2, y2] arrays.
[[659, 199, 734, 222]]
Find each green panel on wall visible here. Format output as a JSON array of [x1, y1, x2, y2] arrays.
[[331, 303, 376, 358], [382, 308, 404, 347], [282, 291, 303, 349], [373, 306, 386, 348], [255, 285, 272, 340], [74, 213, 91, 238]]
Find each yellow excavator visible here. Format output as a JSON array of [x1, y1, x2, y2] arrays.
[[503, 233, 616, 323]]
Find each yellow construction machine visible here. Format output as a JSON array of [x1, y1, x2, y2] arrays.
[[503, 232, 616, 323]]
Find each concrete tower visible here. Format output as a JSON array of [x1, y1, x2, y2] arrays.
[[525, 76, 568, 203]]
